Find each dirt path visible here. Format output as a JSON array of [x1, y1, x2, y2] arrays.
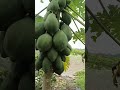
[[62, 55, 85, 77], [53, 55, 84, 90]]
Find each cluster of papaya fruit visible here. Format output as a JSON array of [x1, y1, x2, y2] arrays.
[[35, 0, 72, 75], [0, 0, 34, 89], [0, 0, 34, 62]]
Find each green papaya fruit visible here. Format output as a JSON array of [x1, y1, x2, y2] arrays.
[[67, 43, 72, 51], [61, 24, 72, 41], [54, 63, 64, 75], [47, 48, 58, 62], [54, 56, 63, 69], [49, 0, 52, 2], [0, 31, 5, 54], [61, 11, 71, 25], [0, 0, 25, 31], [35, 22, 46, 39], [59, 21, 64, 29], [3, 17, 34, 60], [62, 47, 71, 56], [58, 0, 66, 9], [66, 0, 71, 5], [36, 33, 52, 52], [44, 11, 51, 21], [35, 53, 44, 71], [61, 43, 72, 56], [53, 56, 64, 75], [35, 39, 38, 50], [47, 0, 59, 13], [42, 57, 52, 73], [53, 30, 68, 52], [61, 55, 66, 62], [44, 13, 59, 35]]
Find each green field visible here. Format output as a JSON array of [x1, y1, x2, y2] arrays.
[[86, 53, 120, 69]]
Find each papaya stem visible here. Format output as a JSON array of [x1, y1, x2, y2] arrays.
[[67, 5, 85, 21], [42, 70, 53, 90], [35, 6, 47, 17], [63, 9, 85, 27], [72, 18, 81, 33]]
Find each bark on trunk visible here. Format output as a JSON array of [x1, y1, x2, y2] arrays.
[[42, 70, 53, 90]]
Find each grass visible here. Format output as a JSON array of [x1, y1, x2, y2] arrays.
[[74, 70, 85, 90]]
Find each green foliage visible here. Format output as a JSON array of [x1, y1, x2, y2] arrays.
[[74, 71, 85, 90], [71, 49, 85, 55], [35, 16, 43, 23], [69, 0, 85, 19], [73, 28, 85, 43], [86, 53, 120, 69], [90, 5, 120, 42]]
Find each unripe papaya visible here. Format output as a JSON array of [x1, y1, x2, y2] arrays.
[[42, 57, 52, 73], [61, 11, 71, 25], [0, 0, 25, 31], [36, 33, 52, 52], [0, 31, 5, 54], [54, 56, 63, 69], [44, 13, 59, 35], [58, 0, 66, 9], [62, 47, 71, 56], [61, 24, 72, 41], [47, 0, 60, 13], [53, 30, 68, 52], [44, 11, 51, 21], [61, 43, 72, 56], [3, 17, 34, 60], [67, 43, 72, 51], [61, 55, 66, 62], [35, 22, 46, 39], [54, 64, 64, 75], [53, 56, 64, 75], [49, 0, 52, 2], [35, 53, 44, 71], [47, 48, 58, 62], [66, 0, 71, 5]]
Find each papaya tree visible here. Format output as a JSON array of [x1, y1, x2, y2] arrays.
[[35, 0, 85, 90]]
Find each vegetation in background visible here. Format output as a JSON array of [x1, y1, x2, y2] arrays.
[[86, 53, 120, 69], [74, 71, 85, 90]]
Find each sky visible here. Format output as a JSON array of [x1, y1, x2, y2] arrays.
[[35, 0, 85, 49]]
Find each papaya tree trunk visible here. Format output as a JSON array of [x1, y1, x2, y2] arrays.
[[42, 70, 53, 90]]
